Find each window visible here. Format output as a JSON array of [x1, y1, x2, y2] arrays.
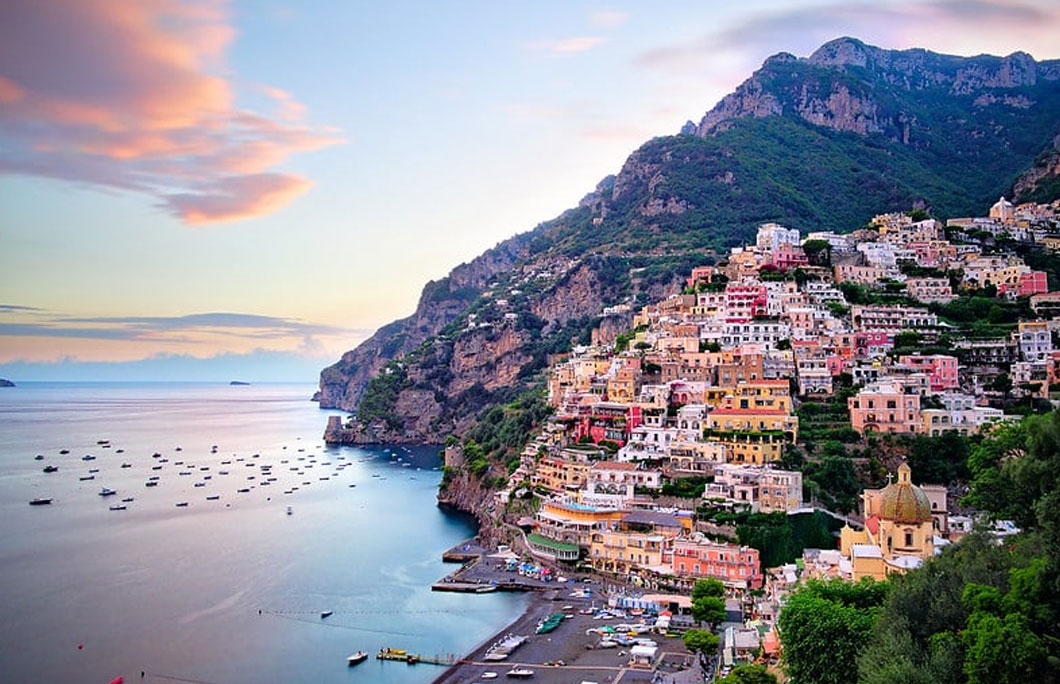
[[904, 530, 914, 547]]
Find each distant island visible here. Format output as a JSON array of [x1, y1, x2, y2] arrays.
[[229, 381, 250, 386], [0, 378, 14, 388]]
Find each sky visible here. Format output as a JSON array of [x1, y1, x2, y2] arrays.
[[2, 0, 1059, 381]]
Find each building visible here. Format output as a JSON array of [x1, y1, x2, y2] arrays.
[[1015, 320, 1053, 362], [756, 222, 801, 252], [672, 537, 763, 589], [705, 464, 804, 513], [906, 277, 955, 304], [840, 462, 935, 580], [848, 381, 922, 435], [898, 355, 959, 391]]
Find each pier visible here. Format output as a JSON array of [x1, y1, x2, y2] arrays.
[[377, 648, 459, 666]]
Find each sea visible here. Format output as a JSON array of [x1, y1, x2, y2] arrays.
[[0, 382, 528, 684]]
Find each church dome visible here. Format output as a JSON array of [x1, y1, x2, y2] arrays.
[[878, 463, 932, 523]]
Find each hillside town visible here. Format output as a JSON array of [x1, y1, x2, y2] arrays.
[[455, 198, 1060, 674]]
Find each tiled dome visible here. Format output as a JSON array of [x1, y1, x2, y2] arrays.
[[878, 462, 932, 523]]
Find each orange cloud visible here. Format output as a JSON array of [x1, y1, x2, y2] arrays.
[[0, 0, 343, 224], [165, 173, 313, 224]]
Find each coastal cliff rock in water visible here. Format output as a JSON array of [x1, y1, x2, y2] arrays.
[[320, 37, 1060, 445]]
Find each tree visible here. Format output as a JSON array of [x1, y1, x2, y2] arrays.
[[716, 664, 778, 684], [802, 239, 832, 267], [803, 455, 860, 513], [691, 595, 727, 629], [778, 579, 888, 684], [683, 628, 720, 658], [692, 577, 725, 600]]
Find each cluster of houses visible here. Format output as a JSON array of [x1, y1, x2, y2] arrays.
[[467, 198, 1059, 664]]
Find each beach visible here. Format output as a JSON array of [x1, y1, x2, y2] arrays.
[[430, 581, 694, 684]]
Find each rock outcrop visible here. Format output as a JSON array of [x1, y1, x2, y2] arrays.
[[0, 378, 14, 388], [695, 37, 1060, 144]]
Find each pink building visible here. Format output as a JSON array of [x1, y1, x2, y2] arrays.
[[848, 383, 922, 435], [725, 283, 768, 321], [1018, 271, 1049, 297], [574, 403, 643, 446], [672, 538, 762, 589], [769, 244, 809, 271], [899, 354, 959, 391], [854, 332, 894, 358]]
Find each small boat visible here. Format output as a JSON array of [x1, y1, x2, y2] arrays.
[[99, 487, 117, 497], [194, 482, 206, 488], [29, 497, 53, 506], [149, 476, 160, 481], [97, 440, 109, 445], [109, 504, 127, 511], [320, 610, 333, 619], [175, 501, 189, 507], [237, 488, 250, 493], [206, 495, 220, 501], [145, 481, 158, 487], [121, 497, 135, 503], [152, 465, 163, 470], [43, 465, 59, 473], [89, 468, 99, 473], [82, 455, 96, 461], [174, 446, 182, 451], [34, 454, 44, 461], [286, 506, 293, 515], [59, 449, 70, 455], [505, 668, 534, 678], [79, 475, 95, 481], [120, 463, 132, 468], [347, 650, 368, 666]]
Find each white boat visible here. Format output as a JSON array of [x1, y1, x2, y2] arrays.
[[346, 650, 368, 666], [109, 504, 127, 511], [320, 610, 333, 619], [99, 487, 117, 497], [484, 634, 527, 661], [505, 668, 534, 678]]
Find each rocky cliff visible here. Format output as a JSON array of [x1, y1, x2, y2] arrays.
[[696, 37, 1060, 143], [320, 37, 1060, 445]]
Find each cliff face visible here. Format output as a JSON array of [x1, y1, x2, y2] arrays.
[[318, 237, 530, 411], [320, 37, 1060, 445], [695, 37, 1060, 144]]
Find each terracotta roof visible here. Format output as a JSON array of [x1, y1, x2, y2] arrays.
[[592, 461, 637, 471]]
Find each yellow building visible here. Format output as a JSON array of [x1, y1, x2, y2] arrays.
[[532, 457, 591, 494], [841, 463, 935, 580], [704, 409, 798, 441], [534, 500, 624, 549], [590, 529, 667, 576]]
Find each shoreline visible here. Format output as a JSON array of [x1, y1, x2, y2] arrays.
[[430, 591, 553, 684]]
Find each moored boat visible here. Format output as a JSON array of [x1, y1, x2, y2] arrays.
[[99, 487, 117, 497], [346, 650, 368, 666], [29, 497, 53, 506], [43, 465, 59, 473], [505, 668, 534, 678]]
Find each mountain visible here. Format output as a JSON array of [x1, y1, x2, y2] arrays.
[[319, 37, 1060, 444]]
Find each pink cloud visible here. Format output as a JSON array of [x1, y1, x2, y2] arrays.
[[164, 173, 312, 224], [0, 0, 343, 224]]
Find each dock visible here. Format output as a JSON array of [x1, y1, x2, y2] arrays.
[[377, 648, 458, 666]]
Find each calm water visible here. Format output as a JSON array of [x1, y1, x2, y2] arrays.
[[0, 383, 526, 683]]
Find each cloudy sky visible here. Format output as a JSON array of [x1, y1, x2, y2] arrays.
[[2, 0, 1059, 380]]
